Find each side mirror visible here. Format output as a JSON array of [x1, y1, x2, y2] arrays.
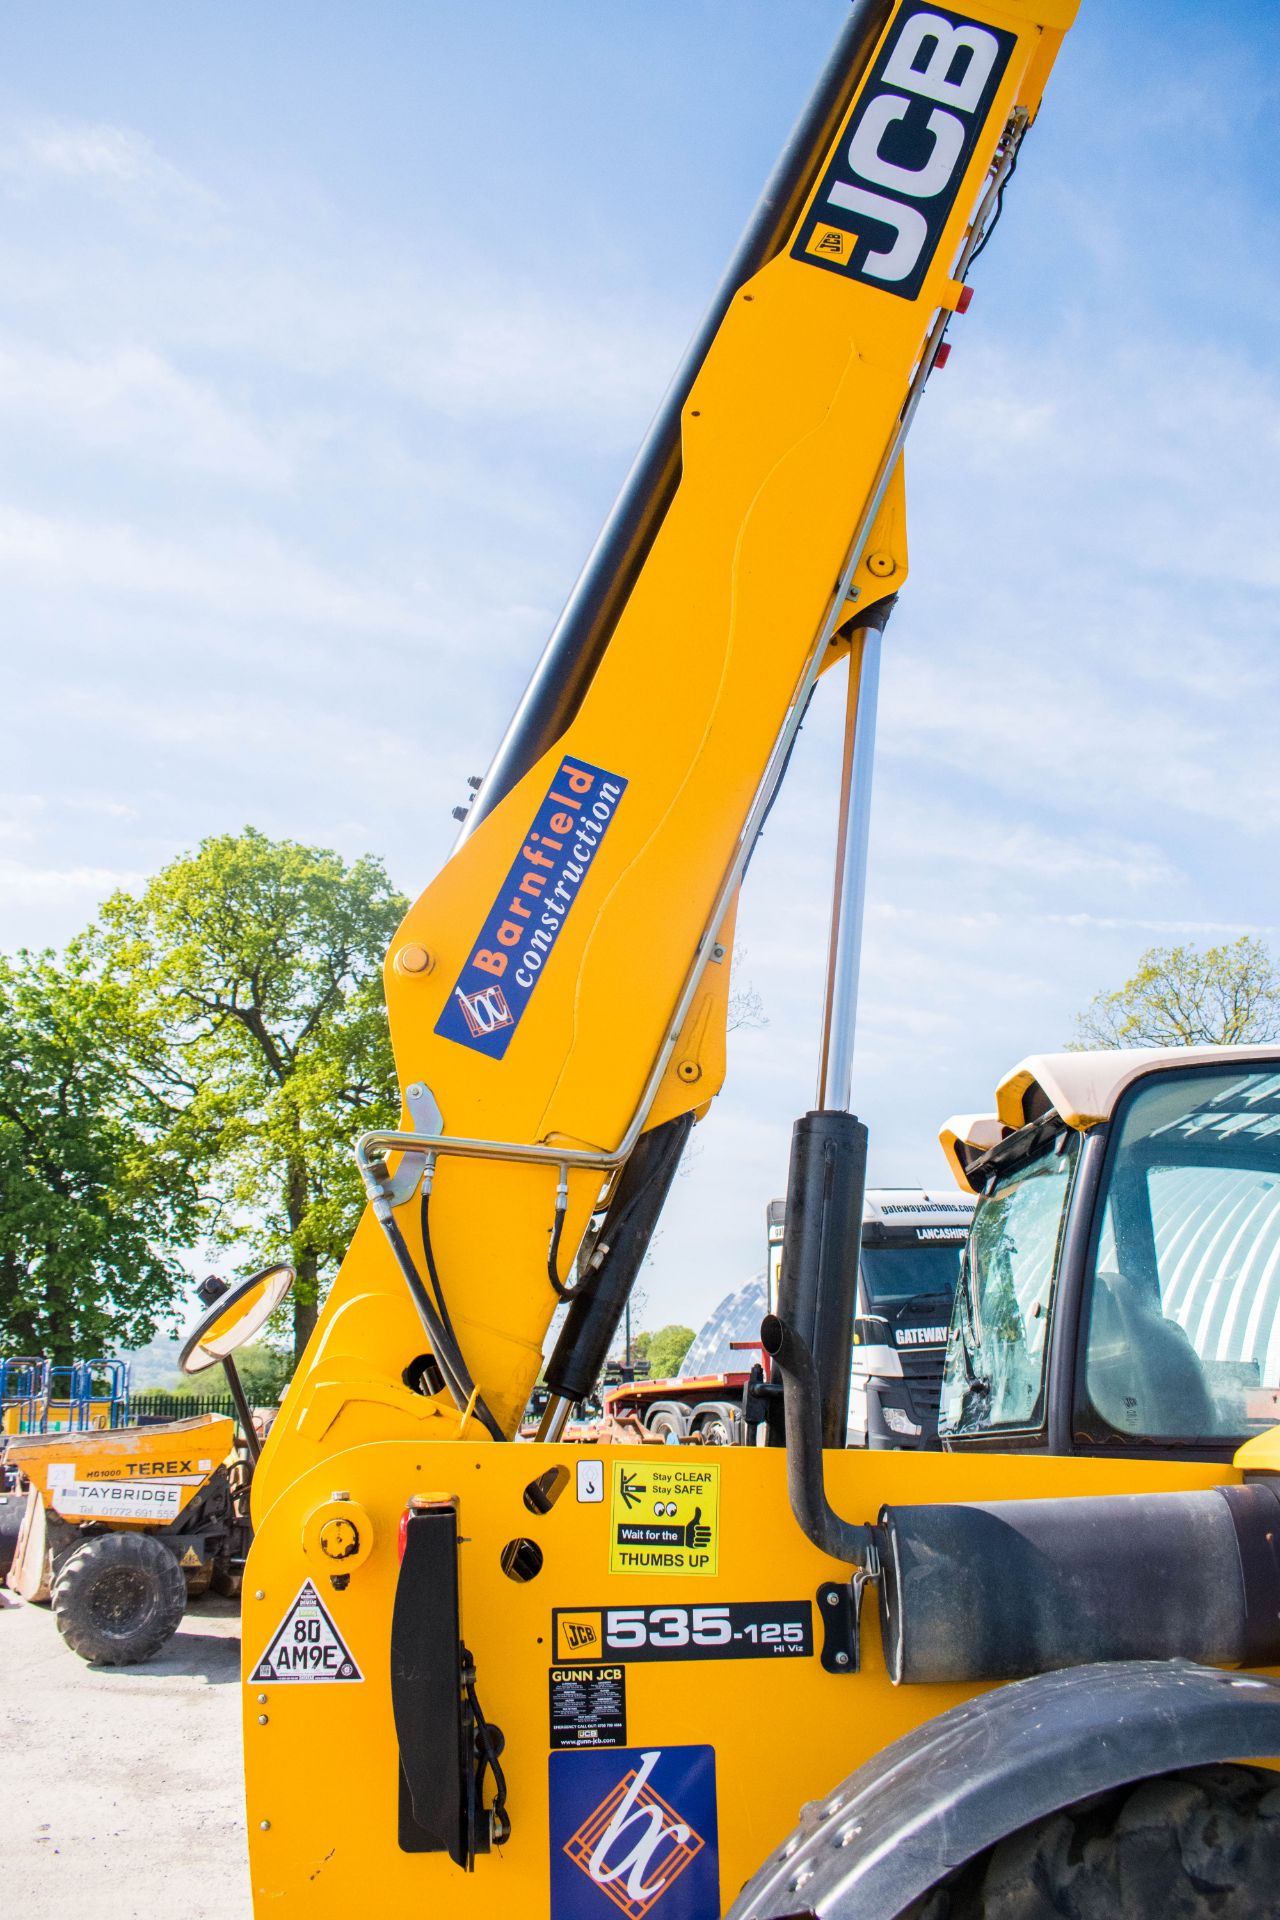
[[178, 1264, 295, 1377], [177, 1264, 294, 1468], [853, 1315, 894, 1348]]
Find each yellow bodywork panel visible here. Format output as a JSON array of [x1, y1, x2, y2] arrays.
[[243, 1442, 1248, 1915], [242, 4, 1102, 1913], [255, 0, 1077, 1506], [4, 1412, 234, 1527]]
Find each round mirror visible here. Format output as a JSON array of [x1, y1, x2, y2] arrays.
[[178, 1264, 294, 1376]]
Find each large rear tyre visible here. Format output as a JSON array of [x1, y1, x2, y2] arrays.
[[693, 1402, 742, 1446], [905, 1765, 1280, 1919], [52, 1531, 186, 1665]]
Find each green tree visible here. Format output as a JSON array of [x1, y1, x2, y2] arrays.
[[1074, 937, 1280, 1049], [0, 946, 197, 1361], [96, 828, 406, 1360], [635, 1323, 697, 1379], [163, 1337, 292, 1407]]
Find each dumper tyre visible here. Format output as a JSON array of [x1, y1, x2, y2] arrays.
[[903, 1765, 1280, 1919], [52, 1530, 187, 1665]]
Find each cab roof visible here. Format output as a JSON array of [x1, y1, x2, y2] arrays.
[[939, 1044, 1280, 1193]]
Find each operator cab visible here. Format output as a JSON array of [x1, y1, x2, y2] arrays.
[[938, 1049, 1280, 1460]]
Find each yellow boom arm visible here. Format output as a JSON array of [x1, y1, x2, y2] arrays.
[[254, 0, 1076, 1515]]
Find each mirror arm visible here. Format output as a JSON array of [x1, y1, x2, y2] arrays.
[[223, 1354, 261, 1463]]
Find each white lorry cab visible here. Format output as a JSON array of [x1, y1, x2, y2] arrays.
[[604, 1188, 972, 1447], [842, 1189, 974, 1449]]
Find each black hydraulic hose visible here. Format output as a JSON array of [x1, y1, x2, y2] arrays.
[[546, 1203, 584, 1302], [382, 1207, 505, 1443], [760, 1312, 877, 1570], [420, 1186, 466, 1361]]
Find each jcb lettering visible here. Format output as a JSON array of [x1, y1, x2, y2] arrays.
[[794, 2, 1016, 300]]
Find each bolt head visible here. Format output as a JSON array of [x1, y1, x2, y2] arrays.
[[834, 1651, 850, 1667], [254, 1590, 265, 1601], [395, 943, 433, 976], [330, 1490, 350, 1503]]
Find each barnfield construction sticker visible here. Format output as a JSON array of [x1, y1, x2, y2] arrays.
[[608, 1460, 719, 1577], [249, 1580, 363, 1684]]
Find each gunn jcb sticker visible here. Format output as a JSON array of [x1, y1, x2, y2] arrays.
[[793, 3, 1016, 300]]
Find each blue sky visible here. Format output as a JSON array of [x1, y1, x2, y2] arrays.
[[3, 1, 1279, 1334]]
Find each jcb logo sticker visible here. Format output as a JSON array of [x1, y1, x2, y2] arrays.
[[557, 1611, 605, 1660], [794, 3, 1016, 299]]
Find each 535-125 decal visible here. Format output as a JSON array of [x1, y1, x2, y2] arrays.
[[553, 1601, 812, 1664]]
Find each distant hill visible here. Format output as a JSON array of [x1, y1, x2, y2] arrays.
[[118, 1327, 186, 1389]]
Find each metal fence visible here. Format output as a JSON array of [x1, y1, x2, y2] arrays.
[[131, 1391, 236, 1423]]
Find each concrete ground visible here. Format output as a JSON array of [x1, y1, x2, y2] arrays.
[[0, 1585, 250, 1919]]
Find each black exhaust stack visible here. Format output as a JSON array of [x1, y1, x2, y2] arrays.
[[775, 1109, 868, 1448]]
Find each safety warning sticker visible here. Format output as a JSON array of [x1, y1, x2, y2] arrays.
[[553, 1602, 811, 1665], [248, 1579, 363, 1684], [550, 1665, 627, 1750], [609, 1461, 719, 1577]]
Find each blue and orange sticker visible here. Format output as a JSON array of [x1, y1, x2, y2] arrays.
[[435, 756, 628, 1060]]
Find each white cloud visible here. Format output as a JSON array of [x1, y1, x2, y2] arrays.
[[0, 503, 432, 632], [0, 117, 221, 217], [0, 857, 144, 902], [0, 339, 292, 485]]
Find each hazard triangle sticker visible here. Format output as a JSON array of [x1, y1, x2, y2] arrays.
[[249, 1579, 363, 1684]]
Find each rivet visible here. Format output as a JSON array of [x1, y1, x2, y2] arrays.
[[260, 1820, 271, 1832], [257, 1693, 267, 1705], [254, 1590, 265, 1601], [835, 1651, 850, 1667], [395, 943, 434, 976], [258, 1714, 269, 1726]]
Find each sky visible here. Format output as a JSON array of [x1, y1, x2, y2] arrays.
[[2, 0, 1279, 1338]]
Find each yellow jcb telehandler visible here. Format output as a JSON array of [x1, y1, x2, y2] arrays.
[[223, 4, 1280, 1916]]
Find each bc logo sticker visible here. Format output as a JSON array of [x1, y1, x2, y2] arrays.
[[793, 2, 1016, 300], [436, 756, 628, 1060], [549, 1745, 719, 1920], [609, 1462, 719, 1578]]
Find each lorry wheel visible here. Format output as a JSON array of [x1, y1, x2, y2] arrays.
[[694, 1403, 742, 1445], [904, 1765, 1280, 1918], [52, 1531, 187, 1665], [643, 1403, 688, 1441]]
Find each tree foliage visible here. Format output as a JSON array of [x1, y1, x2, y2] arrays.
[[634, 1323, 697, 1379], [163, 1337, 293, 1407], [0, 947, 198, 1362], [95, 828, 407, 1358], [1074, 937, 1280, 1049]]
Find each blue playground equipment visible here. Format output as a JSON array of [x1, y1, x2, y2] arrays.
[[0, 1356, 48, 1435], [1, 1357, 131, 1434]]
